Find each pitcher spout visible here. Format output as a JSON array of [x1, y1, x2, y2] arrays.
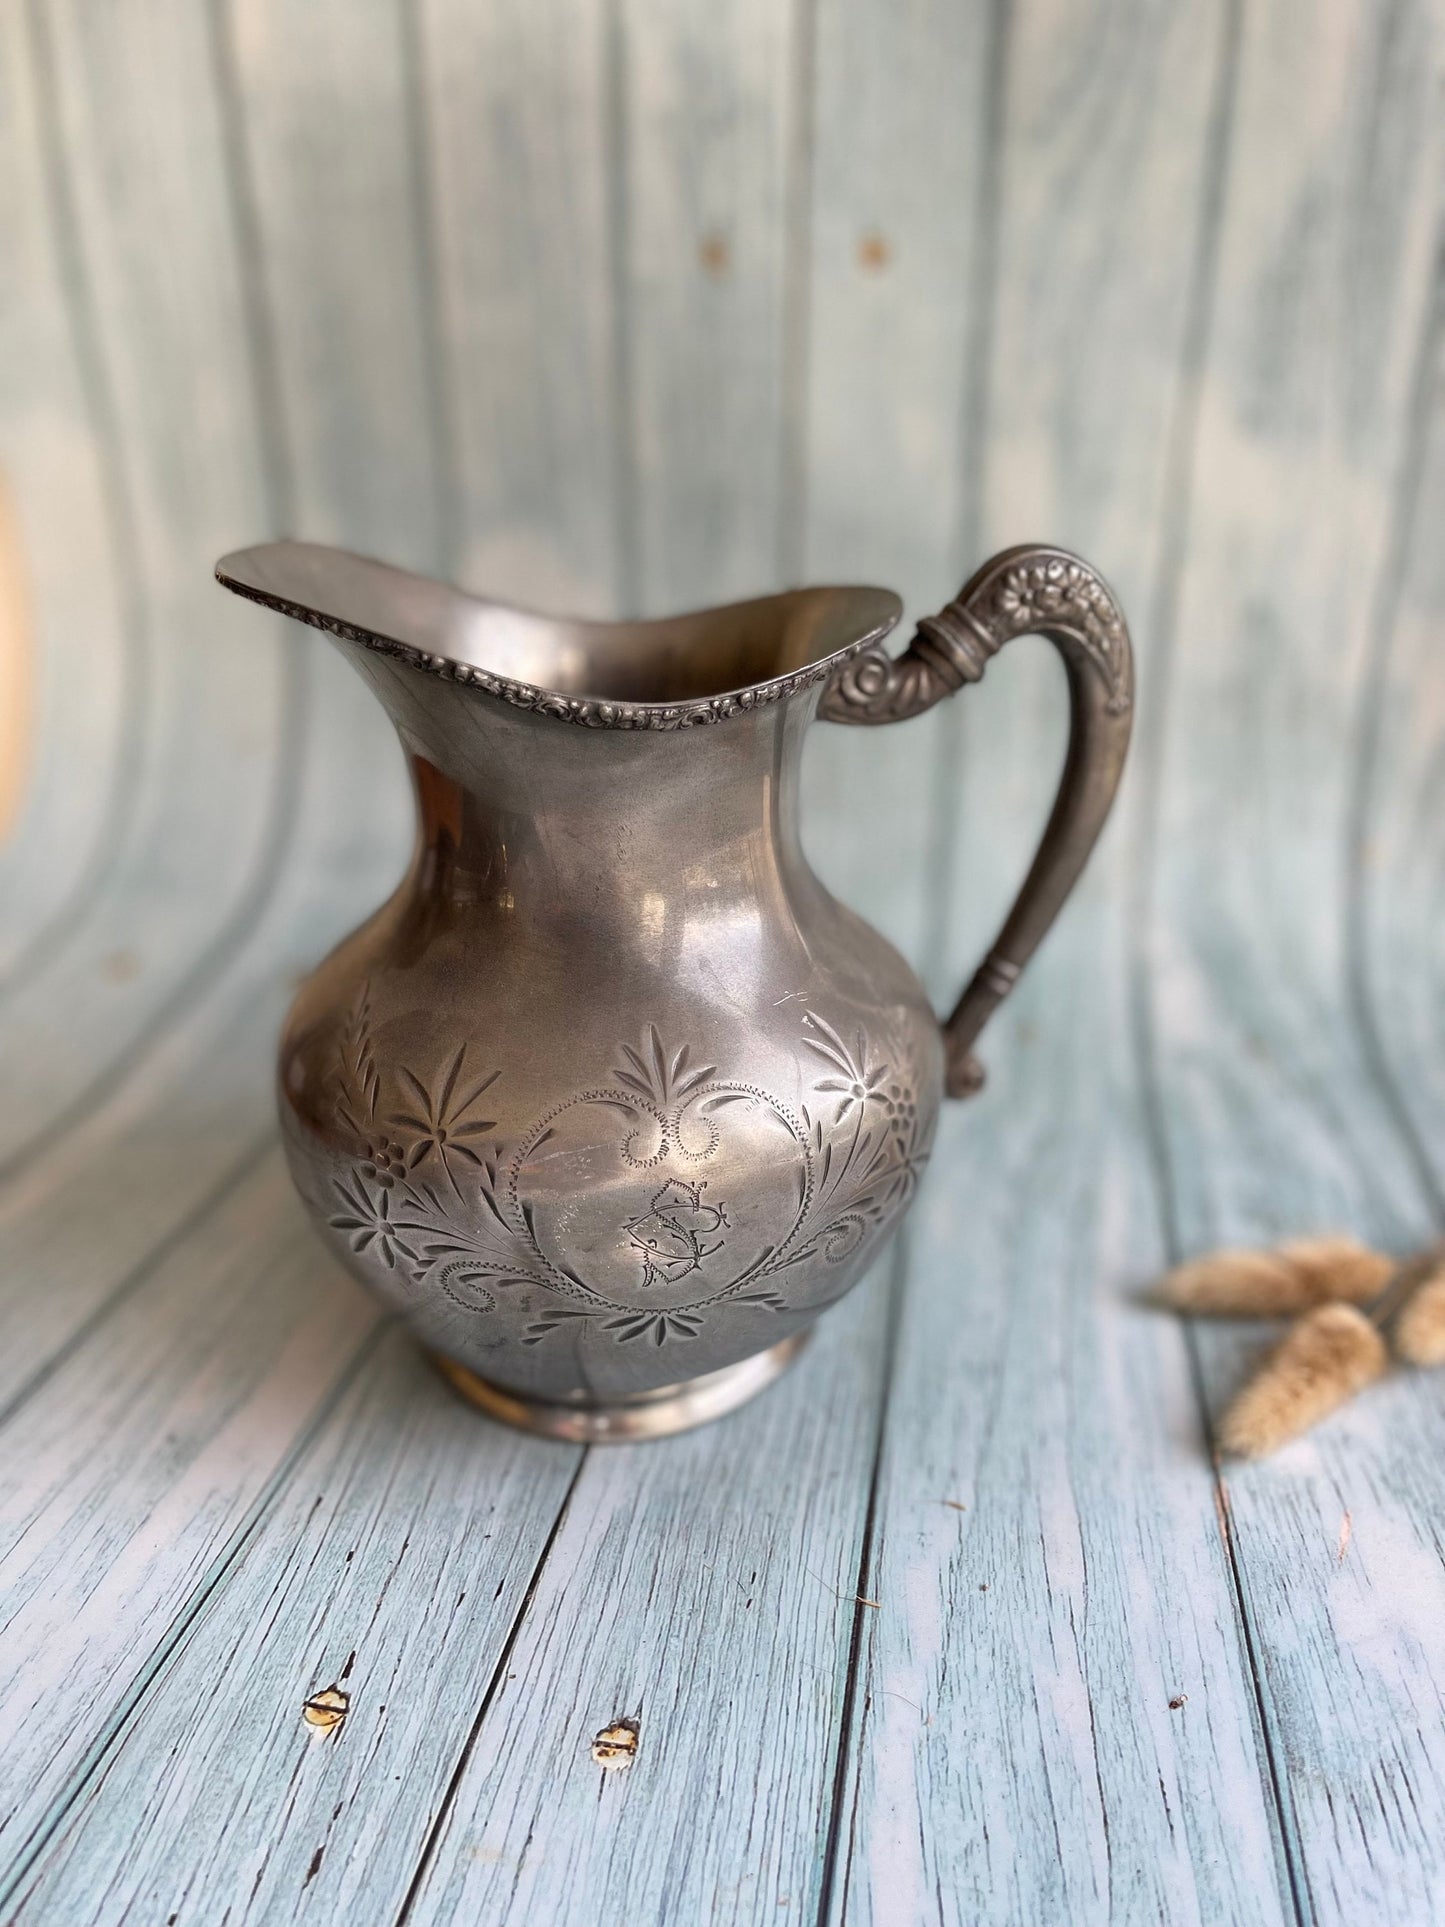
[[214, 539, 901, 731]]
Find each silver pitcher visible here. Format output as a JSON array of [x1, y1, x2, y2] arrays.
[[217, 540, 1133, 1440]]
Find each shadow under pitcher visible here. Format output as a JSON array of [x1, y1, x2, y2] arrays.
[[216, 540, 1133, 1442]]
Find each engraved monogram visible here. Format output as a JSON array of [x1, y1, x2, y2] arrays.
[[321, 998, 929, 1348]]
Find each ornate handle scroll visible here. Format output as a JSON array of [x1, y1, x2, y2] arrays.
[[820, 544, 1134, 1098]]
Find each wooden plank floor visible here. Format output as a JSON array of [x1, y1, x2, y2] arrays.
[[3, 1, 1445, 1922]]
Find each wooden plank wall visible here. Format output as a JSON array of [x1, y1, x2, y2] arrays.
[[1, 1, 1444, 1922]]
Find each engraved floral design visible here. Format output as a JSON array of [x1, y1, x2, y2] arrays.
[[334, 983, 381, 1137], [803, 1011, 891, 1122], [328, 1174, 425, 1271], [357, 1136, 408, 1190], [321, 1001, 930, 1347], [388, 1044, 499, 1194], [523, 1301, 707, 1348], [612, 1026, 717, 1108]]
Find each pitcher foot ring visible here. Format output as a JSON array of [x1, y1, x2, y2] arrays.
[[430, 1331, 812, 1443]]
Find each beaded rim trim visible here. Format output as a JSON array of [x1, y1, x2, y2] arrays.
[[216, 568, 902, 732]]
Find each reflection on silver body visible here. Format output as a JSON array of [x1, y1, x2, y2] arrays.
[[216, 539, 1133, 1440]]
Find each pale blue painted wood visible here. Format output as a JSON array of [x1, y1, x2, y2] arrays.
[[1138, 4, 1445, 1923], [419, 0, 622, 611], [1350, 284, 1445, 1188], [617, 0, 799, 612], [0, 0, 293, 1175], [7, 1329, 579, 1924], [0, 5, 133, 989], [819, 3, 1295, 1920], [395, 1288, 893, 1927], [2, 0, 1445, 1923], [0, 0, 406, 1407], [797, 0, 995, 982], [0, 1155, 381, 1902], [221, 0, 451, 576]]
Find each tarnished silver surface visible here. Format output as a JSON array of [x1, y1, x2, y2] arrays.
[[216, 539, 1133, 1437]]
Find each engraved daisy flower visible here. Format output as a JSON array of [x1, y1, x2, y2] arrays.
[[327, 1175, 423, 1270], [801, 1012, 890, 1123]]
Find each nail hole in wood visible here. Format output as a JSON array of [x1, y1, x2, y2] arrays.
[[591, 1716, 640, 1771], [857, 230, 891, 272], [302, 1684, 350, 1734], [699, 231, 730, 277]]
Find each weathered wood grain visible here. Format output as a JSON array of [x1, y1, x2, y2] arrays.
[[418, 0, 621, 610], [396, 1282, 892, 1927], [1350, 294, 1445, 1190], [617, 0, 799, 612], [798, 0, 997, 987], [1139, 3, 1445, 1921], [0, 1156, 380, 1906], [0, 0, 409, 1406], [0, 0, 292, 1175], [0, 5, 129, 979], [7, 1330, 578, 1926], [0, 709, 400, 1414], [820, 2, 1296, 1920], [219, 0, 450, 576]]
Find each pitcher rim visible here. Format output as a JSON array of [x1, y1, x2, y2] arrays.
[[215, 540, 903, 731]]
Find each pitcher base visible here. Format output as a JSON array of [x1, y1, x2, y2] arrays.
[[430, 1331, 812, 1443]]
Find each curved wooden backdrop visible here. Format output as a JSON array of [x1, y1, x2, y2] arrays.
[[1, 2, 1444, 1922]]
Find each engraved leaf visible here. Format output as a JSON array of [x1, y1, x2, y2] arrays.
[[436, 1044, 469, 1114], [594, 1098, 644, 1121], [768, 1245, 817, 1269], [801, 1012, 856, 1075], [398, 1067, 431, 1110], [454, 1067, 501, 1115], [673, 1062, 718, 1098], [803, 1037, 854, 1074]]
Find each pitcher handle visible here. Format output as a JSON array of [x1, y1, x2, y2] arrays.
[[819, 544, 1134, 1098]]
